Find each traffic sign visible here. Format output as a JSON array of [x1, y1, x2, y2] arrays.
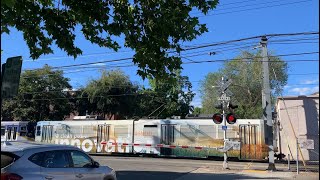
[[1, 56, 23, 99], [215, 78, 233, 96], [299, 139, 314, 149], [221, 141, 241, 152], [219, 79, 232, 92], [232, 142, 241, 150], [222, 126, 227, 130], [217, 89, 233, 96], [218, 94, 230, 101], [224, 140, 233, 151]]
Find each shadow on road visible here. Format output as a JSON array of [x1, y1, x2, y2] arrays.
[[116, 170, 281, 180]]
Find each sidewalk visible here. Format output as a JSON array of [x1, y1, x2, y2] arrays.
[[176, 166, 319, 180]]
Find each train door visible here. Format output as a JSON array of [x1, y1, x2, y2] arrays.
[[41, 125, 53, 143], [160, 124, 176, 155], [239, 124, 259, 159], [96, 124, 110, 153], [6, 125, 19, 141]]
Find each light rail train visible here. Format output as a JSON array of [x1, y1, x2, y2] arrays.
[[33, 119, 268, 160], [1, 121, 36, 142]]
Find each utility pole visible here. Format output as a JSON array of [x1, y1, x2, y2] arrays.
[[261, 36, 276, 171]]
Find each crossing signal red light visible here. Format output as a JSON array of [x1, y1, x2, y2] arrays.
[[226, 113, 237, 124], [212, 113, 223, 124]]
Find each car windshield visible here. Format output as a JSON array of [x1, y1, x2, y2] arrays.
[[1, 152, 19, 169]]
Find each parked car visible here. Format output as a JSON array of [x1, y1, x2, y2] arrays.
[[1, 141, 117, 180]]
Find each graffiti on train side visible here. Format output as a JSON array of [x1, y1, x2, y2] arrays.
[[55, 138, 130, 153]]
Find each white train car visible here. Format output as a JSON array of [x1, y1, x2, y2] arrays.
[[35, 119, 267, 160], [1, 121, 35, 142]]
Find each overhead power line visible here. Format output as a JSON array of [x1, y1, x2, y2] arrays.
[[21, 32, 319, 71], [269, 42, 319, 45], [198, 0, 313, 17], [180, 32, 319, 52], [182, 51, 319, 64], [288, 73, 319, 76], [24, 51, 133, 62], [193, 0, 299, 16], [269, 37, 319, 43]]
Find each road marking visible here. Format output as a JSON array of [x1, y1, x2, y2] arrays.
[[245, 161, 253, 169], [242, 170, 267, 173]]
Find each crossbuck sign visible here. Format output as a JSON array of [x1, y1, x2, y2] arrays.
[[218, 93, 230, 101]]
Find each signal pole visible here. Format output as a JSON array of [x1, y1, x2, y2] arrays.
[[221, 77, 229, 170], [261, 36, 276, 171], [215, 76, 233, 169]]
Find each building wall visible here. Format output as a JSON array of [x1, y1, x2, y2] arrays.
[[277, 95, 319, 161]]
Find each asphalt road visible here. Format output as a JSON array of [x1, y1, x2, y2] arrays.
[[92, 156, 319, 180]]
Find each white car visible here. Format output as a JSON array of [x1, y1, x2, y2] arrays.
[[1, 141, 117, 180]]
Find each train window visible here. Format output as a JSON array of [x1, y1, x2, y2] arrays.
[[180, 125, 196, 141], [13, 127, 17, 140], [143, 125, 157, 136], [36, 126, 41, 136], [20, 126, 27, 136], [20, 126, 27, 131], [198, 125, 215, 139], [114, 126, 128, 138], [83, 126, 95, 137], [144, 125, 157, 128], [1, 127, 5, 136]]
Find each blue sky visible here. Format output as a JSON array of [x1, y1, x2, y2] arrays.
[[1, 0, 319, 108]]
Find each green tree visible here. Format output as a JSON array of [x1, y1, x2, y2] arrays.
[[1, 65, 73, 121], [145, 70, 195, 119], [132, 88, 165, 118], [200, 51, 288, 119], [83, 69, 138, 119], [192, 107, 202, 115], [1, 0, 218, 80]]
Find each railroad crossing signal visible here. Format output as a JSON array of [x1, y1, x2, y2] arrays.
[[216, 79, 232, 92], [212, 113, 223, 124], [216, 79, 233, 96], [226, 113, 237, 124], [213, 77, 238, 125]]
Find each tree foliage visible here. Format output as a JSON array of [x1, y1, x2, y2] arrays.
[[1, 65, 73, 121], [1, 66, 195, 120], [200, 51, 288, 119], [82, 69, 138, 119], [81, 69, 196, 119], [192, 107, 202, 115], [1, 0, 219, 79], [145, 70, 195, 118]]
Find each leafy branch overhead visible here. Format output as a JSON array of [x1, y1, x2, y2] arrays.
[[1, 0, 219, 79]]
